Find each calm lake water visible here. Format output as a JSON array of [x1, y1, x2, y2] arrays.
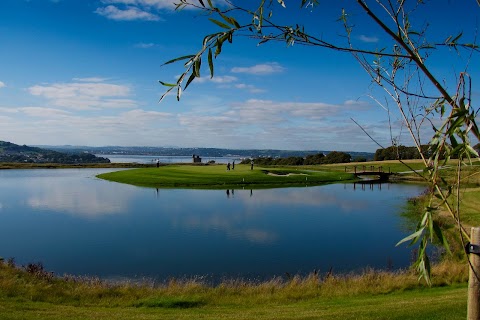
[[0, 169, 425, 282], [100, 154, 241, 164]]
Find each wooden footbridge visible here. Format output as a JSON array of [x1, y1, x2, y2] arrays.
[[346, 165, 392, 182]]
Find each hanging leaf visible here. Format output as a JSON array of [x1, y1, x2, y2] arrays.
[[158, 80, 176, 87], [184, 72, 196, 91], [176, 85, 182, 101], [433, 221, 451, 254], [194, 57, 201, 77], [209, 18, 232, 29], [162, 55, 195, 66], [159, 86, 175, 103], [219, 12, 241, 28], [396, 227, 425, 246], [208, 48, 214, 78]]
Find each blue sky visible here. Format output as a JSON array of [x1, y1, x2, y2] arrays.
[[0, 0, 478, 152]]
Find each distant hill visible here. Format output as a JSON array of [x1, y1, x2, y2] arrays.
[[0, 141, 110, 164], [39, 145, 375, 161]]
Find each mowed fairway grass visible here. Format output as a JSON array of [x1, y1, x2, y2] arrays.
[[97, 164, 356, 189]]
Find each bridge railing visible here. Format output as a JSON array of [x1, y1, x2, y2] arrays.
[[344, 165, 391, 174]]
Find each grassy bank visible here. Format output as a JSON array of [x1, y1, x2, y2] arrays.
[[97, 164, 355, 189], [0, 259, 469, 320]]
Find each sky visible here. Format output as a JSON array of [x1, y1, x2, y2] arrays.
[[0, 0, 479, 152]]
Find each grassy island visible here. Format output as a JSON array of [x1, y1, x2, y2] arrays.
[[97, 164, 356, 189]]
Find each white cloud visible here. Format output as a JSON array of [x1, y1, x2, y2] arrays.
[[134, 42, 155, 48], [101, 0, 178, 10], [95, 5, 161, 21], [72, 77, 109, 82], [120, 109, 172, 122], [0, 81, 5, 88], [0, 107, 18, 114], [28, 80, 137, 110], [193, 76, 264, 93], [194, 75, 238, 84], [19, 107, 72, 118], [359, 35, 379, 43], [229, 99, 345, 122], [234, 83, 265, 93], [170, 96, 389, 150], [231, 63, 285, 75], [176, 99, 371, 141]]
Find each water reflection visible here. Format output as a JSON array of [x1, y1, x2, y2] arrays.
[[0, 169, 426, 281], [0, 169, 132, 218]]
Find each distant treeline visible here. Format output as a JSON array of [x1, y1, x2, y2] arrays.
[[240, 151, 353, 166], [374, 143, 480, 161], [374, 145, 430, 161]]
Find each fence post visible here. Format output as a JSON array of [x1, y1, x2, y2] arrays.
[[468, 227, 480, 320]]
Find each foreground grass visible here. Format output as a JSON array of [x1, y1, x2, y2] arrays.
[[0, 260, 469, 320], [97, 164, 355, 189]]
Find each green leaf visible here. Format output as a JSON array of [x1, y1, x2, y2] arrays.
[[464, 43, 479, 49], [207, 48, 214, 78], [215, 35, 228, 57], [452, 31, 463, 42], [158, 81, 176, 87], [159, 86, 175, 103], [396, 227, 425, 247], [184, 72, 196, 91], [209, 18, 231, 29], [466, 144, 479, 157], [194, 57, 201, 77], [433, 221, 451, 254], [428, 211, 434, 242], [162, 55, 195, 66], [219, 12, 240, 28], [176, 85, 182, 101]]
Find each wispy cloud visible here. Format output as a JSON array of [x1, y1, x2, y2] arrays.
[[95, 5, 161, 21], [100, 0, 178, 10], [19, 107, 72, 118], [72, 77, 109, 82], [358, 35, 379, 43], [231, 63, 285, 75], [0, 81, 5, 88], [95, 0, 186, 21], [170, 98, 383, 150], [194, 75, 238, 84], [134, 42, 155, 48], [28, 79, 137, 110], [234, 83, 265, 93], [193, 75, 264, 93]]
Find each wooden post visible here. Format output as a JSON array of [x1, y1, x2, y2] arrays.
[[468, 227, 480, 320]]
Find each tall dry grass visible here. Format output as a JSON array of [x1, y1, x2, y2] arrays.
[[0, 258, 468, 308]]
